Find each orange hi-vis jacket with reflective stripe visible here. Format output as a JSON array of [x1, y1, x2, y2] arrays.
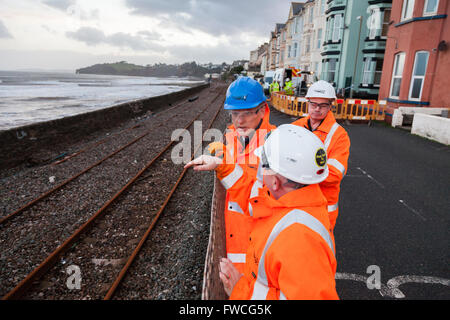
[[292, 112, 350, 231], [222, 105, 276, 273], [216, 163, 338, 300]]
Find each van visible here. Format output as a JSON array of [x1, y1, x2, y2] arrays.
[[262, 71, 275, 95], [273, 68, 317, 96]]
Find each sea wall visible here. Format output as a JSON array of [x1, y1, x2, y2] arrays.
[[0, 83, 209, 170]]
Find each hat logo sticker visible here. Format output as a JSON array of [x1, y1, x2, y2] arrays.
[[315, 148, 327, 167]]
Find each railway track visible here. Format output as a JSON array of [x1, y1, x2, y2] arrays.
[[0, 87, 218, 223], [0, 83, 228, 299]]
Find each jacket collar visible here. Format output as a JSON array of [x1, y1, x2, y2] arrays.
[[250, 184, 327, 219], [306, 111, 337, 134]]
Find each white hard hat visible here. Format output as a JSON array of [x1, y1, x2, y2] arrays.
[[255, 124, 329, 184], [286, 78, 290, 81], [305, 80, 337, 99]]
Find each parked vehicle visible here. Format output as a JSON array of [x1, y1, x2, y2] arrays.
[[262, 71, 275, 95], [273, 67, 317, 96]]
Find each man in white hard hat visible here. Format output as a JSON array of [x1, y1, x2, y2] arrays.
[[185, 125, 338, 300], [292, 80, 350, 235]]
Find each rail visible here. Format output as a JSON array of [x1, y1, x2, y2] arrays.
[[1, 88, 226, 300]]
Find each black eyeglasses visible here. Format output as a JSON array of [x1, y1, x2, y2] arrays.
[[229, 106, 263, 118], [308, 101, 332, 109]]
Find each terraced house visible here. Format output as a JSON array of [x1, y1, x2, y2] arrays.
[[321, 0, 392, 99], [379, 0, 449, 112]]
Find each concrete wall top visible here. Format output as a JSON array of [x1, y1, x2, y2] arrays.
[[411, 113, 450, 145]]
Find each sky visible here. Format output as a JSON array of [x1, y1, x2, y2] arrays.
[[0, 0, 301, 72]]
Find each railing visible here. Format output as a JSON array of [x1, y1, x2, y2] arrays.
[[270, 93, 387, 121]]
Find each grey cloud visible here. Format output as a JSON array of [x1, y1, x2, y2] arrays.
[[66, 27, 163, 52], [42, 1, 99, 20], [66, 27, 106, 45], [0, 20, 13, 39], [125, 0, 295, 37], [42, 0, 77, 11], [167, 42, 253, 64]]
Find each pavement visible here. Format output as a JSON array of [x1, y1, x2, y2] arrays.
[[268, 105, 450, 300]]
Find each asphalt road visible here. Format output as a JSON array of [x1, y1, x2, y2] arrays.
[[268, 106, 450, 300]]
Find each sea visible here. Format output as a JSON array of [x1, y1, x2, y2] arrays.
[[0, 70, 205, 131]]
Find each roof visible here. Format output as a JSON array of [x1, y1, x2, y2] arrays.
[[275, 23, 286, 33], [291, 2, 304, 16]]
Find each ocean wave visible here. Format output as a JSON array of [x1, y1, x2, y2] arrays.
[[78, 83, 112, 87], [18, 97, 73, 102]]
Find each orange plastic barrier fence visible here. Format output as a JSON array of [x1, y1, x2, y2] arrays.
[[270, 93, 387, 121]]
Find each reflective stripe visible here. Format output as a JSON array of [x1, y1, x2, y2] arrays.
[[328, 158, 346, 176], [324, 123, 340, 151], [251, 280, 269, 300], [220, 165, 243, 190], [279, 291, 287, 300], [227, 253, 246, 264], [251, 209, 335, 300], [248, 203, 253, 217], [249, 180, 263, 217], [256, 162, 263, 182], [228, 201, 244, 214], [328, 202, 338, 212], [250, 180, 263, 198]]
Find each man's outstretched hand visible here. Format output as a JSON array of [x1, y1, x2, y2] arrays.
[[184, 155, 222, 171]]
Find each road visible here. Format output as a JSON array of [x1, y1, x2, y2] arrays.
[[268, 106, 450, 300]]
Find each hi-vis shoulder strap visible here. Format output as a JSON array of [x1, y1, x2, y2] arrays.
[[324, 123, 340, 152], [251, 209, 335, 300]]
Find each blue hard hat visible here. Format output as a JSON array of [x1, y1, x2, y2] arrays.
[[224, 76, 267, 110]]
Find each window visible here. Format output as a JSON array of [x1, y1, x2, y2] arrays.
[[309, 7, 314, 23], [382, 9, 391, 38], [288, 45, 291, 58], [362, 59, 372, 85], [390, 52, 405, 98], [320, 0, 326, 14], [368, 8, 390, 39], [362, 58, 384, 86], [332, 14, 342, 42], [368, 8, 379, 39], [401, 0, 415, 21], [327, 59, 337, 83], [293, 42, 298, 57], [305, 35, 311, 53], [297, 16, 303, 34], [317, 29, 322, 49], [326, 17, 333, 41], [424, 0, 439, 15], [409, 51, 429, 100], [374, 59, 383, 86]]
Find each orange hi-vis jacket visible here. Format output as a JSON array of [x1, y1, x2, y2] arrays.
[[222, 105, 276, 273], [216, 163, 338, 300], [292, 112, 350, 231]]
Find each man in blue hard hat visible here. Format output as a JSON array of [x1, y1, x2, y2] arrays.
[[207, 76, 276, 273]]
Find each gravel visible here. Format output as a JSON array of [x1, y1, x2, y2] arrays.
[[0, 82, 231, 299]]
